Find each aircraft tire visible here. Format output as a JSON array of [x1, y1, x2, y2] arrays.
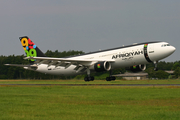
[[84, 76, 94, 82], [111, 76, 116, 81], [84, 77, 89, 82], [90, 77, 94, 81], [106, 77, 111, 81], [106, 77, 116, 81]]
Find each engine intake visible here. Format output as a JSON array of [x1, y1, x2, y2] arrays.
[[94, 61, 111, 72]]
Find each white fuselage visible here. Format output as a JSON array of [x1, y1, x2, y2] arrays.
[[28, 42, 175, 76]]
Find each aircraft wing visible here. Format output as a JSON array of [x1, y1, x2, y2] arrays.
[[24, 56, 115, 69]]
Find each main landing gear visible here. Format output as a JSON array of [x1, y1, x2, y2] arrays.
[[83, 69, 116, 82], [106, 70, 116, 81], [84, 68, 94, 82]]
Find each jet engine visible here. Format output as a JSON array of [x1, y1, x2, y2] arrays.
[[94, 61, 111, 72], [129, 64, 146, 72]]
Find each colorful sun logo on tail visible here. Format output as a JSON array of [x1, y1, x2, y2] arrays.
[[20, 37, 37, 61]]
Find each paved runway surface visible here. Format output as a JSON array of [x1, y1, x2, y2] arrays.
[[1, 84, 180, 86]]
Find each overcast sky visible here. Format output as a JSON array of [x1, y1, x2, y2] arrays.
[[0, 0, 179, 62]]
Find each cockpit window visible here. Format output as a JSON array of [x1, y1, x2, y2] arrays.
[[161, 44, 170, 47]]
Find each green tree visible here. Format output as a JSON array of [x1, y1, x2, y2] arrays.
[[172, 62, 180, 70], [155, 70, 169, 79], [174, 67, 180, 78], [145, 68, 169, 79], [145, 67, 156, 79]]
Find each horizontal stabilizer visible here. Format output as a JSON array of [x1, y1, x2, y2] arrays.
[[4, 64, 37, 68]]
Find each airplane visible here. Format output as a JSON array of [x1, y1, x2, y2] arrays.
[[5, 36, 176, 81]]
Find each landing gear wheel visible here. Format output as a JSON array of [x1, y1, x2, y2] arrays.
[[84, 76, 94, 82], [111, 76, 116, 81], [90, 76, 94, 81], [106, 76, 116, 81], [84, 77, 89, 82], [106, 77, 111, 81]]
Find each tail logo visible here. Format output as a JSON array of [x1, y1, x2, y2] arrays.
[[20, 37, 37, 61]]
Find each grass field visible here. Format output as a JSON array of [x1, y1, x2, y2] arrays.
[[1, 79, 180, 84], [0, 80, 180, 120]]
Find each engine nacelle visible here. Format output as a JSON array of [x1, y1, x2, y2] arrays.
[[129, 64, 146, 72], [94, 61, 111, 72]]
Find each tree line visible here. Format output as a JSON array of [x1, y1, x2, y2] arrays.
[[0, 50, 180, 80]]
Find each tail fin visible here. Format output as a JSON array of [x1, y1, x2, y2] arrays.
[[19, 36, 46, 63]]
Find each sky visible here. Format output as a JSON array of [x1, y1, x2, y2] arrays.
[[0, 0, 180, 62]]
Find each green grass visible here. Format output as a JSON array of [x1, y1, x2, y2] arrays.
[[0, 79, 180, 84], [0, 80, 180, 120]]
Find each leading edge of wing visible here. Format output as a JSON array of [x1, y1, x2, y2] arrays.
[[24, 57, 115, 63]]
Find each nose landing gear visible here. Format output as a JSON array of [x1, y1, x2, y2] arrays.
[[153, 61, 158, 71]]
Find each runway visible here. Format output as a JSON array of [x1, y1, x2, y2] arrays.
[[1, 84, 180, 86]]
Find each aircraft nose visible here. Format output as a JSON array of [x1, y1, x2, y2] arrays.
[[170, 46, 176, 54], [158, 45, 176, 60], [166, 46, 176, 57], [149, 43, 176, 61]]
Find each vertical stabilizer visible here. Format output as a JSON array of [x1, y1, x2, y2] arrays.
[[19, 36, 46, 63]]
